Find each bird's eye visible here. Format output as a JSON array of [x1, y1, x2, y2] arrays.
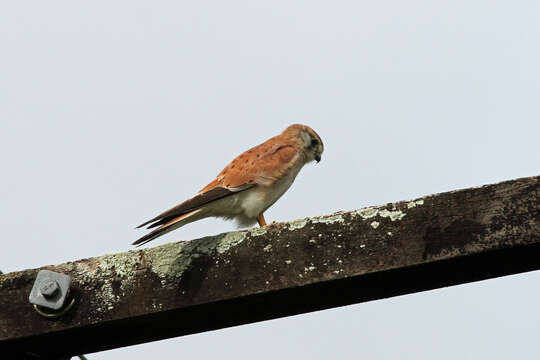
[[311, 138, 319, 147]]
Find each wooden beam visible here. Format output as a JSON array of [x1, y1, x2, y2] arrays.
[[1, 175, 538, 358]]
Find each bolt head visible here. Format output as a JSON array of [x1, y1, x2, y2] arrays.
[[39, 278, 59, 298]]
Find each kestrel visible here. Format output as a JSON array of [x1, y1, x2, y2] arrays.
[[133, 124, 324, 246]]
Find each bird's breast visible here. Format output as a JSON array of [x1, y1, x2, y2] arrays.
[[240, 162, 303, 218]]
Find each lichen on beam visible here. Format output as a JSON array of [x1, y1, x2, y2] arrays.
[[0, 175, 538, 358]]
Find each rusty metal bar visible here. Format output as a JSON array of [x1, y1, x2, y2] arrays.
[[1, 175, 538, 358]]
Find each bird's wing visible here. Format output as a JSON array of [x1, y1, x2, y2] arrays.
[[252, 144, 300, 185], [200, 141, 300, 192], [136, 184, 254, 230], [133, 184, 254, 246]]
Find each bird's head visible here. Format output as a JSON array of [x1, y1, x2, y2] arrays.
[[284, 124, 324, 164]]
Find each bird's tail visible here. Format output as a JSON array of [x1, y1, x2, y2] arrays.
[[132, 209, 204, 246]]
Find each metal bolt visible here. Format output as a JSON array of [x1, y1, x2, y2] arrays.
[[30, 270, 72, 311], [39, 278, 59, 298]]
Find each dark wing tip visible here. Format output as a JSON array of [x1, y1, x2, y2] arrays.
[[132, 231, 158, 246], [131, 238, 147, 246], [135, 218, 157, 229]]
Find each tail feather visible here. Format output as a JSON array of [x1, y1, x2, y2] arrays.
[[132, 209, 203, 246]]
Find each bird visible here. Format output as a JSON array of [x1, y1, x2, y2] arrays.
[[133, 124, 324, 246]]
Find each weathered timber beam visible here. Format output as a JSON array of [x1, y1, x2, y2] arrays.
[[1, 175, 539, 358]]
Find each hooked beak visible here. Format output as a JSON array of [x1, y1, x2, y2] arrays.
[[315, 154, 321, 163]]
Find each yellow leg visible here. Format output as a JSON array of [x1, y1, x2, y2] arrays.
[[257, 213, 267, 227]]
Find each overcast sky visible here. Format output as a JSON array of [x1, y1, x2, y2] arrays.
[[1, 1, 539, 359]]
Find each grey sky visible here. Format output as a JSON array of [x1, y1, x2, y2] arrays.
[[1, 1, 539, 359]]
